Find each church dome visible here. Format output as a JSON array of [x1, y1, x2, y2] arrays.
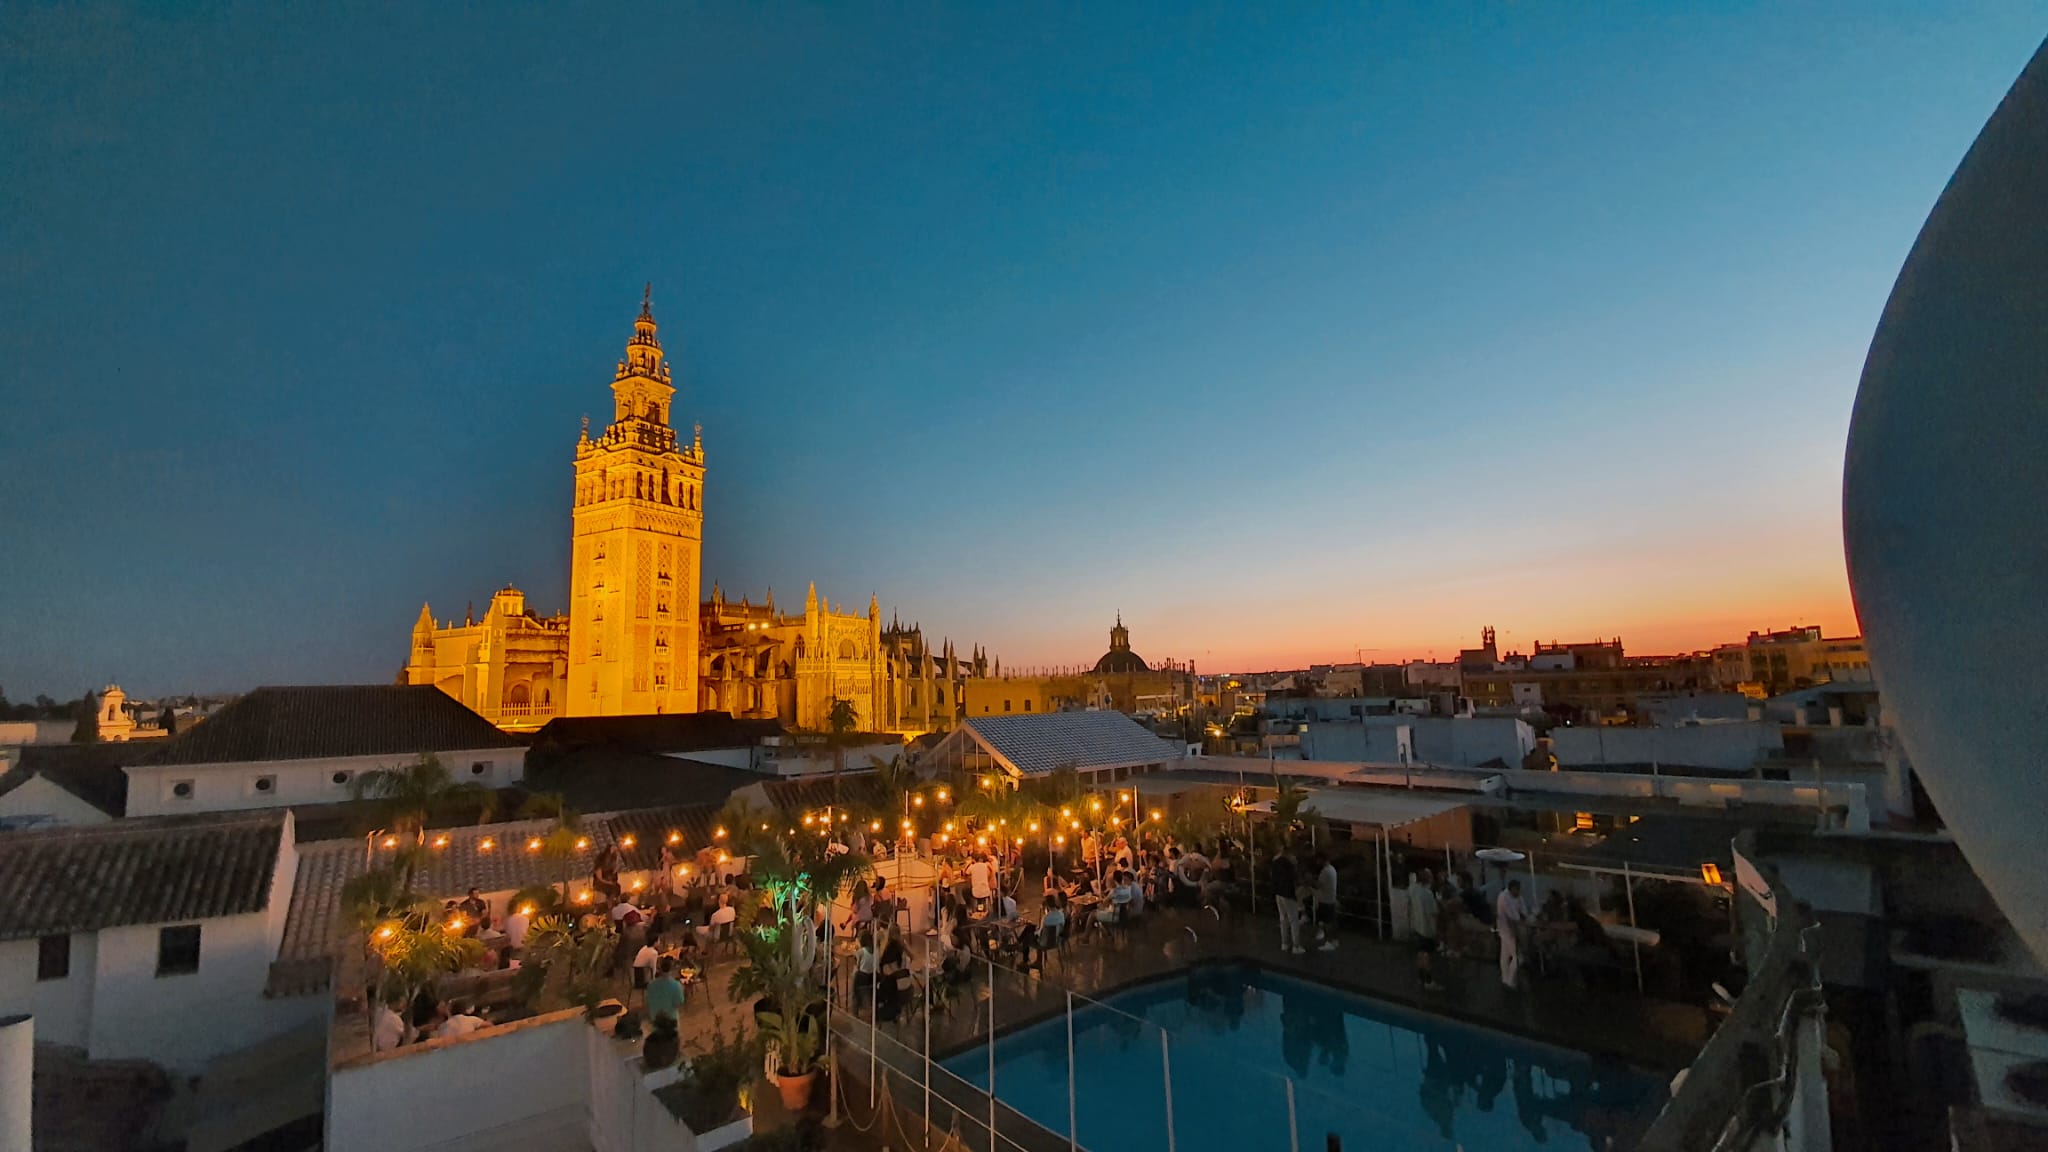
[[1092, 615, 1149, 675]]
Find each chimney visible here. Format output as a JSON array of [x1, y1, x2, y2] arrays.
[[0, 1015, 29, 1152]]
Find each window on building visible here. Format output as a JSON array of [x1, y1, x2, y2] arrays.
[[252, 775, 276, 794], [157, 925, 201, 976], [37, 934, 69, 981], [470, 761, 490, 778], [170, 780, 194, 800], [1024, 699, 1033, 711], [1003, 700, 1011, 712], [331, 770, 353, 787]]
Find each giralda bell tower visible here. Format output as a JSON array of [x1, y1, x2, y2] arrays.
[[567, 286, 705, 715]]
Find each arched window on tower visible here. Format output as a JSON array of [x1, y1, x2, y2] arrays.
[[839, 640, 855, 660]]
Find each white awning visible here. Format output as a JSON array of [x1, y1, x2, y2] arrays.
[[1243, 788, 1469, 830]]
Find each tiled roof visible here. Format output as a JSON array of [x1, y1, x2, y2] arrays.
[[755, 773, 898, 816], [276, 815, 622, 969], [601, 803, 726, 873], [531, 711, 783, 754], [141, 685, 525, 766], [0, 811, 286, 940], [0, 743, 136, 817], [960, 711, 1184, 777], [524, 744, 759, 814]]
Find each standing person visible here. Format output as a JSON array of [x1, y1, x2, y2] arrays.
[[501, 902, 532, 954], [967, 854, 993, 915], [656, 840, 680, 910], [1408, 868, 1441, 990], [1269, 849, 1303, 955], [1495, 879, 1527, 988], [1313, 854, 1340, 952], [592, 844, 623, 903]]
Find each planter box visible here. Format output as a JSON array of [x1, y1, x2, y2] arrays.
[[694, 1113, 754, 1152]]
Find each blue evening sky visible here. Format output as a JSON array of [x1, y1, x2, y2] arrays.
[[2, 4, 2042, 696]]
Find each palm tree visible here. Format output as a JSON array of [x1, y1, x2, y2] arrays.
[[364, 920, 484, 1048], [352, 753, 497, 890], [825, 696, 859, 809], [726, 813, 871, 1080], [519, 792, 586, 904]]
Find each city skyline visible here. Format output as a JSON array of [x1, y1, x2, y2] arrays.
[[5, 5, 2032, 696]]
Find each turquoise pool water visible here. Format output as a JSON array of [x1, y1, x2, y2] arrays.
[[944, 964, 1661, 1151]]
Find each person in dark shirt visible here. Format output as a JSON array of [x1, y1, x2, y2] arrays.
[[1268, 849, 1303, 954]]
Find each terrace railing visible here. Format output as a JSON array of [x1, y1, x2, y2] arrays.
[[1636, 832, 1827, 1152]]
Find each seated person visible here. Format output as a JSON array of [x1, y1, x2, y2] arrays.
[[645, 956, 686, 1026], [1040, 894, 1068, 948], [708, 894, 739, 938], [1096, 876, 1134, 925], [852, 928, 880, 1004], [372, 995, 408, 1052], [876, 933, 910, 1021], [436, 1000, 489, 1040], [992, 891, 1018, 923]]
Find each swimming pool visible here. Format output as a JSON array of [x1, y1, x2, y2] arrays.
[[943, 964, 1662, 1151]]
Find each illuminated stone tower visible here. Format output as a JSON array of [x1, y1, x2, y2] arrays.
[[567, 287, 704, 715]]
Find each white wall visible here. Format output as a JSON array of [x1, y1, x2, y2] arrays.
[[0, 774, 114, 827], [124, 747, 523, 818], [330, 1010, 590, 1152], [0, 721, 77, 747], [0, 932, 97, 1048], [85, 822, 314, 1072]]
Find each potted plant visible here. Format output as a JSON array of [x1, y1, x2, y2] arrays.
[[725, 812, 869, 1111], [654, 1022, 762, 1147], [522, 914, 618, 1019]]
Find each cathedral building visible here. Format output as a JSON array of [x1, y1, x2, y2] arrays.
[[960, 616, 1196, 718], [403, 289, 982, 735]]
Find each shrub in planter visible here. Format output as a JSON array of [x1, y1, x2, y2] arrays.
[[655, 1023, 762, 1134]]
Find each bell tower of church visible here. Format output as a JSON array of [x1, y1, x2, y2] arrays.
[[567, 286, 705, 716]]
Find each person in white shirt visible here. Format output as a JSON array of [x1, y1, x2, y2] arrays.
[[994, 893, 1018, 922], [709, 898, 738, 933], [501, 905, 531, 952], [1314, 856, 1340, 952], [372, 999, 407, 1052], [436, 1001, 489, 1040], [1097, 875, 1135, 926], [1408, 869, 1441, 991], [632, 941, 660, 991], [967, 857, 993, 911], [1495, 879, 1527, 988]]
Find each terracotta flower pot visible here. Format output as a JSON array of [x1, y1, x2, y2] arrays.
[[774, 1068, 820, 1111]]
